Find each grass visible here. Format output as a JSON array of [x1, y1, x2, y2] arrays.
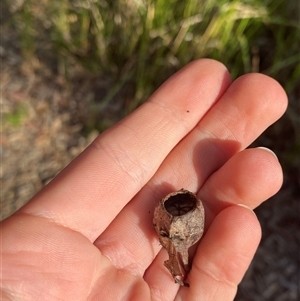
[[11, 1, 299, 94], [5, 0, 300, 131], [4, 104, 28, 127]]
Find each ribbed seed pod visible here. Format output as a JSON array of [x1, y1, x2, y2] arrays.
[[153, 189, 205, 287]]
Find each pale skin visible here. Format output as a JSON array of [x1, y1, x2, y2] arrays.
[[1, 59, 288, 301]]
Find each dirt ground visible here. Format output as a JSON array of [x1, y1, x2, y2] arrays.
[[1, 27, 299, 300]]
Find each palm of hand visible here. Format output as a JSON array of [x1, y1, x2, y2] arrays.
[[1, 59, 287, 301]]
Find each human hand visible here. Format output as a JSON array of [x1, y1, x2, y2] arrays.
[[1, 59, 287, 301]]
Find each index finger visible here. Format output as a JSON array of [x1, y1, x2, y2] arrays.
[[18, 59, 231, 241]]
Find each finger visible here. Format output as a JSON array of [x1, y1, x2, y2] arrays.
[[94, 74, 286, 271], [19, 59, 231, 241], [174, 205, 261, 301], [94, 146, 281, 278], [144, 246, 180, 301], [157, 72, 288, 192], [200, 147, 283, 221], [143, 147, 281, 294]]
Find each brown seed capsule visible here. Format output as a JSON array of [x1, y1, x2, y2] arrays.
[[153, 189, 205, 287]]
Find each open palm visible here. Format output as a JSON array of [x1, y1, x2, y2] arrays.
[[1, 59, 287, 301]]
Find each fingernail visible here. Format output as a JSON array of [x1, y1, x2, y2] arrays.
[[257, 147, 278, 160], [236, 204, 257, 217]]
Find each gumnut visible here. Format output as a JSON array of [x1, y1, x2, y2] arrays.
[[153, 188, 205, 287]]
